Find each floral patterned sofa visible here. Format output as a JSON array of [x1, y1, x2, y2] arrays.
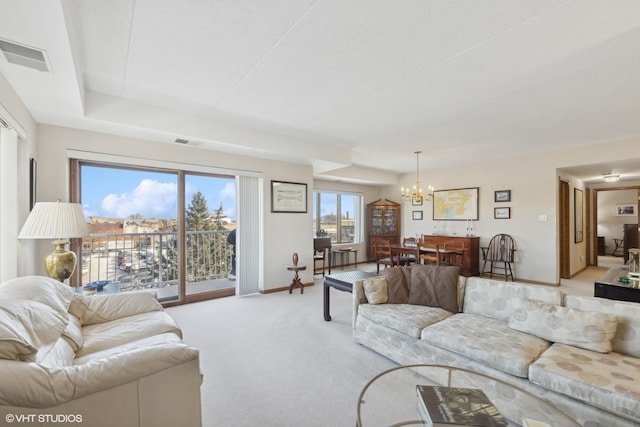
[[352, 265, 640, 427]]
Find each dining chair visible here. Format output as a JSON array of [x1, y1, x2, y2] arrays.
[[418, 241, 441, 266], [443, 239, 467, 268], [481, 234, 516, 281], [400, 237, 419, 265], [372, 238, 395, 274]]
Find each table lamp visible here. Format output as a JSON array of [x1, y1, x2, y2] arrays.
[[18, 201, 89, 283]]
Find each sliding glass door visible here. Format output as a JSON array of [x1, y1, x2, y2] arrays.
[[77, 162, 236, 304], [184, 173, 236, 299]]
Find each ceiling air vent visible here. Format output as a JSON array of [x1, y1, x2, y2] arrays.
[[174, 138, 189, 144], [0, 39, 50, 72]]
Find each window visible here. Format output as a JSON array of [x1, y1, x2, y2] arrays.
[[312, 191, 363, 244], [77, 161, 236, 304]]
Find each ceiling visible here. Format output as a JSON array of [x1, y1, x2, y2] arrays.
[[1, 0, 639, 185]]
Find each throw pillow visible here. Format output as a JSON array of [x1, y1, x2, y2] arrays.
[[0, 275, 75, 317], [385, 266, 411, 304], [82, 291, 162, 325], [362, 277, 388, 304], [0, 298, 69, 361], [509, 298, 618, 353], [408, 265, 460, 313]]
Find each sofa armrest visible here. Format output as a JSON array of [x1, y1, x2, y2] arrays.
[[70, 343, 199, 400], [352, 279, 369, 331], [81, 291, 163, 325], [0, 343, 199, 408]]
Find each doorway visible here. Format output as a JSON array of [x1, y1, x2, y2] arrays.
[[592, 186, 640, 268]]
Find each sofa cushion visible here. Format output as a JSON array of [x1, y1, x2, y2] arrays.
[[77, 310, 182, 357], [0, 298, 69, 361], [408, 265, 459, 313], [421, 313, 551, 377], [363, 277, 388, 304], [358, 303, 452, 339], [509, 298, 618, 353], [78, 291, 163, 325], [385, 266, 411, 304], [0, 275, 75, 317], [530, 343, 640, 421], [73, 332, 183, 365], [564, 295, 640, 358], [462, 278, 563, 322]]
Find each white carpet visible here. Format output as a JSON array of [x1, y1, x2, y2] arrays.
[[167, 265, 600, 426], [167, 280, 396, 427]]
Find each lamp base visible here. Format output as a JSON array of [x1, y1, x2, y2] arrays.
[[45, 240, 77, 283]]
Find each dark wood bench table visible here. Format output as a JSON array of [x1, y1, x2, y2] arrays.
[[324, 270, 378, 321]]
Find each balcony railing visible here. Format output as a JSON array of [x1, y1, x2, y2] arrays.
[[81, 230, 234, 293]]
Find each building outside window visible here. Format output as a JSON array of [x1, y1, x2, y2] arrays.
[[312, 191, 363, 244]]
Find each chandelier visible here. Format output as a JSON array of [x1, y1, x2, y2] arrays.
[[401, 151, 434, 203]]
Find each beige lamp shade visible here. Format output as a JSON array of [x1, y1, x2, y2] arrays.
[[19, 201, 89, 282], [19, 201, 89, 240]]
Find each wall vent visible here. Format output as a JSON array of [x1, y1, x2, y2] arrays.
[[174, 138, 189, 144], [0, 39, 50, 72]]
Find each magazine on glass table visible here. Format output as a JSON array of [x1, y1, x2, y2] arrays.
[[416, 385, 509, 427]]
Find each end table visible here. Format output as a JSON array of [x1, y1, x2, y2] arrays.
[[287, 265, 306, 294]]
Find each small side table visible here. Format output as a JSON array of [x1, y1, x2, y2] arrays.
[[612, 238, 624, 257], [287, 265, 306, 294], [332, 248, 358, 270]]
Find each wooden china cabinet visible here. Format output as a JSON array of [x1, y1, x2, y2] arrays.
[[366, 199, 401, 261]]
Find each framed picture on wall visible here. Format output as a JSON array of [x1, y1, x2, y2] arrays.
[[574, 188, 583, 243], [494, 190, 511, 202], [29, 158, 37, 211], [271, 180, 307, 213], [616, 204, 636, 216], [412, 210, 423, 220], [433, 187, 479, 220], [494, 207, 510, 219]]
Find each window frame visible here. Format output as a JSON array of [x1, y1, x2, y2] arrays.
[[70, 159, 237, 305], [312, 190, 363, 244]]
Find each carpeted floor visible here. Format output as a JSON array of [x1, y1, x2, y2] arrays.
[[167, 263, 603, 426], [167, 275, 396, 427]]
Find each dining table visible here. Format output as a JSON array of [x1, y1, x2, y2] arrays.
[[390, 244, 467, 266]]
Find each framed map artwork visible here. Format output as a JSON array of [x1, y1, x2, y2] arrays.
[[433, 187, 479, 220]]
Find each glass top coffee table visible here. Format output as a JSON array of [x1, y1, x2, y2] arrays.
[[357, 364, 579, 427]]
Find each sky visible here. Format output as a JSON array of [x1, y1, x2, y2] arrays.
[[81, 165, 236, 221]]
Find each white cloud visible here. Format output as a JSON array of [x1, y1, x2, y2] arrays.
[[101, 179, 178, 219], [82, 203, 98, 220], [220, 182, 236, 199], [220, 182, 236, 219]]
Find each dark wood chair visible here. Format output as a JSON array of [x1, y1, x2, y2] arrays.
[[481, 234, 516, 281], [443, 239, 467, 268], [399, 237, 419, 265], [373, 238, 395, 274], [418, 241, 441, 266], [313, 237, 332, 276]]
